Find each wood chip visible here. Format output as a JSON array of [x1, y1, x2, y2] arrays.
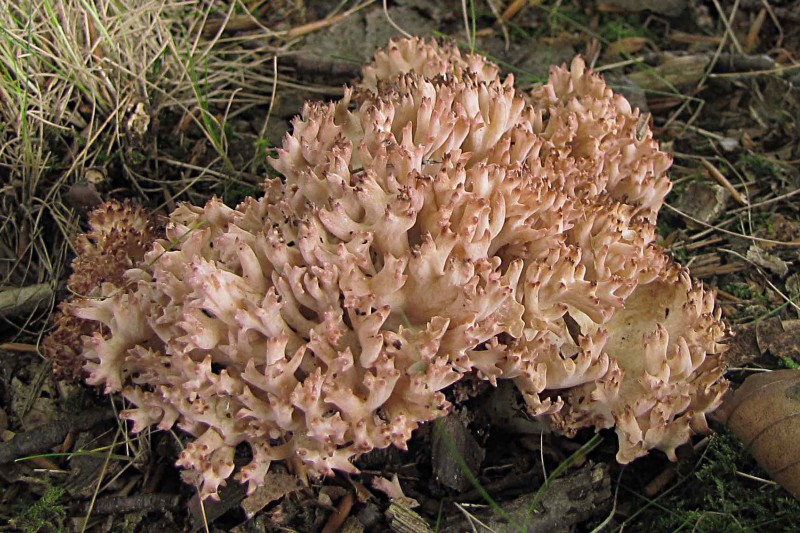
[[386, 500, 433, 533]]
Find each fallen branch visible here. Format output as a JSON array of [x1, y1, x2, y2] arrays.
[[80, 493, 182, 516], [0, 408, 114, 464]]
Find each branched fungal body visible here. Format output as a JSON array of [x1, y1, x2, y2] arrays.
[[47, 38, 728, 499]]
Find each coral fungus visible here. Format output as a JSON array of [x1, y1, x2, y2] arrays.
[[46, 38, 728, 499], [43, 201, 154, 381]]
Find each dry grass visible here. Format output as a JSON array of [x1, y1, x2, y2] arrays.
[[0, 0, 297, 337], [0, 1, 180, 298]]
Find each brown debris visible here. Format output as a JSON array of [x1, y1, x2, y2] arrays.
[[724, 318, 800, 367]]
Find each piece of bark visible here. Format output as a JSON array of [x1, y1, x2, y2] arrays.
[[431, 414, 485, 492], [628, 55, 711, 91], [386, 500, 433, 533], [627, 52, 779, 92], [713, 53, 776, 73], [240, 471, 302, 519], [189, 479, 247, 531]]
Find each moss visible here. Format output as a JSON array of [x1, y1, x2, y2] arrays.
[[599, 18, 650, 41], [626, 430, 800, 533], [670, 245, 690, 264], [737, 153, 782, 178], [721, 282, 754, 300], [11, 485, 67, 533], [778, 356, 800, 370], [747, 211, 778, 236]]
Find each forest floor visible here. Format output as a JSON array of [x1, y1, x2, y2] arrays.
[[1, 0, 800, 532]]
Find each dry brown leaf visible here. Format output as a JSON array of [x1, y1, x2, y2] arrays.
[[605, 37, 649, 58], [716, 369, 800, 500], [746, 244, 791, 277], [724, 318, 800, 367]]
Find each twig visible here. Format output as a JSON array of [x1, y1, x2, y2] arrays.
[[712, 0, 744, 54], [382, 0, 411, 39], [759, 0, 783, 48], [727, 187, 800, 215], [690, 263, 746, 278], [701, 159, 749, 206], [685, 236, 725, 251], [485, 0, 510, 51], [665, 204, 800, 247], [81, 427, 121, 533], [81, 493, 182, 516], [594, 56, 646, 73], [735, 471, 778, 485], [0, 409, 114, 464], [454, 502, 497, 533], [0, 342, 40, 352], [461, 0, 473, 51], [643, 465, 677, 497], [501, 0, 530, 20], [289, 1, 375, 39], [709, 63, 800, 78]]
